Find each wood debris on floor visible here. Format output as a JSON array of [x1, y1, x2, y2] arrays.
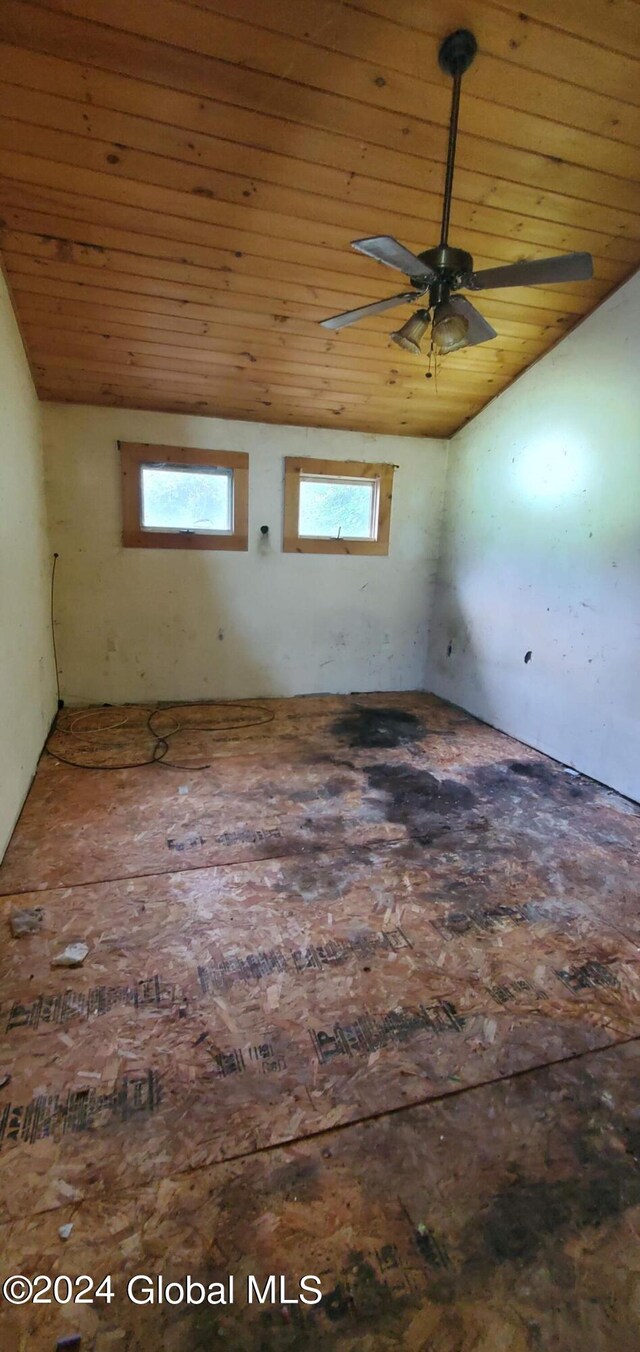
[[0, 693, 639, 1349]]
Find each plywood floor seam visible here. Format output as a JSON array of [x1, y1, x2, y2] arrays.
[[1, 692, 640, 1349]]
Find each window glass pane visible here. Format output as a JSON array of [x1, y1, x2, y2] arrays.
[[141, 466, 232, 532], [298, 476, 377, 540]]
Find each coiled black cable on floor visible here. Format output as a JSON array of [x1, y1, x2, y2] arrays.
[[45, 701, 275, 772]]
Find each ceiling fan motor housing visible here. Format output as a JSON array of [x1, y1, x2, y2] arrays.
[[410, 246, 474, 303]]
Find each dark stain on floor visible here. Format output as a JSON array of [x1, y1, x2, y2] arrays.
[[472, 758, 592, 806], [479, 1161, 640, 1267], [364, 763, 477, 842], [269, 850, 366, 902], [440, 1095, 640, 1297], [322, 1249, 411, 1332], [331, 705, 424, 749], [270, 1157, 321, 1201]]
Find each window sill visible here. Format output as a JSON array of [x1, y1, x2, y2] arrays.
[[122, 529, 248, 551]]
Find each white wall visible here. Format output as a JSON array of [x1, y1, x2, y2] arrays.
[[43, 405, 447, 703], [0, 271, 56, 857], [428, 270, 640, 802]]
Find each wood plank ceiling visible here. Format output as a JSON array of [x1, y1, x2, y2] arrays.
[[0, 0, 639, 438]]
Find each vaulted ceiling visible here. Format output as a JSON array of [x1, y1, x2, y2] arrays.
[[0, 0, 638, 438]]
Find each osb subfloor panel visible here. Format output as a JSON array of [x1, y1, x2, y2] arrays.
[[0, 693, 639, 1350]]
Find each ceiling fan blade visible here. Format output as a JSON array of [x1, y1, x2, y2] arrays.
[[448, 296, 497, 346], [465, 252, 593, 291], [351, 236, 435, 279], [319, 291, 420, 330]]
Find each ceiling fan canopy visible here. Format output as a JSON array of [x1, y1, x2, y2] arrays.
[[319, 29, 593, 358]]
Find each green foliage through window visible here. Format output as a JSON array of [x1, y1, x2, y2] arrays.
[[141, 466, 232, 532], [298, 476, 377, 540]]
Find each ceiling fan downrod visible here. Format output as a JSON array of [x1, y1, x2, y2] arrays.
[[437, 29, 477, 257]]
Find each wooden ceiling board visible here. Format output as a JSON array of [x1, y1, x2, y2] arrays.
[[0, 0, 638, 436]]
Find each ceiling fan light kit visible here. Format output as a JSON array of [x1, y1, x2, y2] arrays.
[[319, 30, 594, 368], [432, 302, 469, 354], [391, 309, 431, 354]]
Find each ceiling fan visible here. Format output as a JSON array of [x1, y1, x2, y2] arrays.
[[319, 29, 593, 356]]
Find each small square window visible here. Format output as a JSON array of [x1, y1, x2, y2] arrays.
[[283, 458, 394, 556], [298, 475, 379, 541], [120, 444, 248, 550]]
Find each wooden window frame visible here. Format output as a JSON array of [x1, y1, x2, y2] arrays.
[[283, 457, 395, 556], [119, 442, 248, 551]]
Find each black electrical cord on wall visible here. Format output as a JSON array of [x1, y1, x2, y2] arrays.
[[50, 551, 63, 710]]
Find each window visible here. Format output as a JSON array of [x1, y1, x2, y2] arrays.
[[140, 465, 233, 533], [283, 457, 394, 555], [298, 475, 378, 540], [120, 443, 248, 550]]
